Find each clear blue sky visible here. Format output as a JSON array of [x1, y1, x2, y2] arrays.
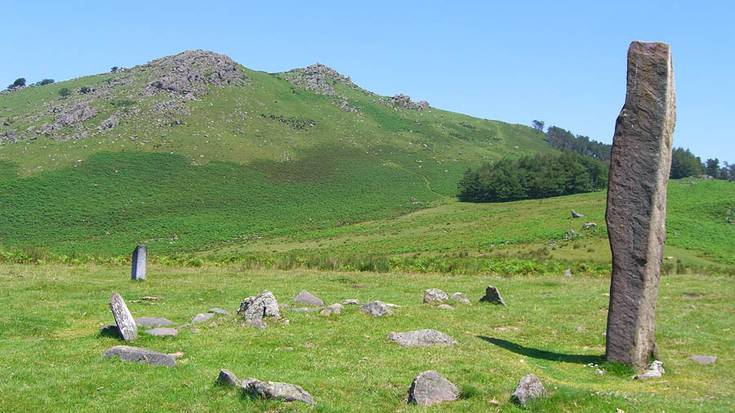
[[2, 1, 733, 162]]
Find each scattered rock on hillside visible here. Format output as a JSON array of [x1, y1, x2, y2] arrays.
[[388, 329, 456, 347], [407, 371, 459, 406], [688, 355, 717, 365], [135, 317, 174, 328], [98, 113, 119, 131], [242, 378, 315, 405], [192, 313, 215, 324], [423, 288, 449, 305], [450, 292, 471, 305], [343, 299, 360, 305], [479, 286, 506, 306], [143, 50, 246, 98], [320, 303, 343, 316], [283, 63, 353, 96], [294, 290, 324, 307], [145, 327, 178, 337], [511, 374, 546, 406], [360, 301, 393, 317], [389, 94, 429, 111], [571, 210, 585, 218], [110, 293, 137, 341], [216, 369, 240, 386], [634, 360, 665, 380], [238, 291, 281, 327], [104, 345, 176, 367], [41, 102, 98, 135]]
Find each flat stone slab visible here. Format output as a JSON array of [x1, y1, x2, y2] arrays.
[[293, 290, 324, 307], [135, 317, 174, 328], [407, 370, 459, 406], [389, 329, 456, 347], [242, 378, 314, 405], [110, 293, 137, 341], [320, 303, 343, 316], [689, 355, 717, 365], [208, 307, 229, 315], [450, 292, 470, 305], [511, 374, 545, 406], [104, 345, 176, 367], [145, 328, 178, 337], [192, 313, 215, 324], [360, 301, 393, 317]]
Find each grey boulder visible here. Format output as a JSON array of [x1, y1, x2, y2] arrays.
[[407, 370, 459, 406], [388, 329, 456, 347], [450, 292, 471, 305], [511, 374, 545, 406], [104, 345, 176, 367], [238, 291, 281, 323], [216, 369, 240, 386], [242, 378, 314, 405], [293, 290, 324, 307], [423, 288, 449, 305], [360, 301, 393, 317]]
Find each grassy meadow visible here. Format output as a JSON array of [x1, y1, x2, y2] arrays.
[[0, 264, 732, 412]]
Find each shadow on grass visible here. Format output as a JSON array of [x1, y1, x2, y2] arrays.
[[478, 336, 604, 364]]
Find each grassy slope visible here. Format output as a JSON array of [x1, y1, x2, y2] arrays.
[[206, 179, 735, 274], [0, 263, 732, 412], [0, 66, 549, 256]]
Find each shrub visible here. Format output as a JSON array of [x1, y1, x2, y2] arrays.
[[58, 88, 71, 98]]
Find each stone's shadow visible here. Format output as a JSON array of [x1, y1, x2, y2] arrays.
[[99, 325, 122, 339], [478, 336, 604, 364]]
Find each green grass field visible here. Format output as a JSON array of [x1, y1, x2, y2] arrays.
[[0, 264, 731, 412]]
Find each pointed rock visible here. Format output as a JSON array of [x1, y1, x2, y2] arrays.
[[407, 371, 459, 406], [293, 290, 324, 307], [238, 291, 281, 325], [511, 374, 545, 406], [479, 286, 506, 306], [216, 369, 240, 386]]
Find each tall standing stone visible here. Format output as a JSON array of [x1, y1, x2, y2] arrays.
[[605, 41, 675, 369], [131, 244, 147, 281], [110, 293, 138, 341]]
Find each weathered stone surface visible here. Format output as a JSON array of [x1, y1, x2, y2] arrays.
[[511, 374, 546, 406], [688, 355, 717, 365], [605, 41, 676, 370], [563, 268, 573, 277], [192, 313, 215, 324], [450, 292, 471, 305], [216, 369, 240, 386], [320, 303, 343, 316], [293, 290, 324, 307], [135, 317, 174, 328], [208, 307, 229, 315], [437, 304, 454, 310], [343, 299, 360, 305], [479, 286, 506, 306], [145, 328, 178, 337], [242, 378, 314, 405], [407, 371, 459, 406], [423, 288, 449, 305], [388, 329, 456, 347], [104, 345, 175, 367], [583, 222, 598, 230], [238, 291, 281, 324], [634, 360, 665, 380], [131, 244, 147, 281], [571, 210, 585, 218], [110, 293, 137, 341], [360, 301, 393, 317]]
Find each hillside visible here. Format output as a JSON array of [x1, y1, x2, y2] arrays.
[[0, 50, 550, 256]]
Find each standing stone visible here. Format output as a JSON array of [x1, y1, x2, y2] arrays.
[[479, 286, 506, 306], [238, 291, 281, 326], [605, 41, 676, 370], [407, 371, 459, 406], [511, 374, 546, 406], [131, 244, 147, 281], [109, 293, 137, 341]]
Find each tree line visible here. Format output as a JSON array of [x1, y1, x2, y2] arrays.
[[457, 152, 608, 202]]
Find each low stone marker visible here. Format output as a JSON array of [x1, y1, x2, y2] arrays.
[[135, 317, 174, 328], [360, 301, 393, 317], [634, 360, 665, 380], [407, 371, 459, 406], [571, 210, 584, 218], [131, 244, 147, 281], [238, 291, 281, 327], [450, 292, 471, 305], [192, 313, 215, 324], [242, 378, 315, 405], [605, 41, 676, 370], [293, 290, 324, 307], [110, 293, 137, 341], [104, 345, 176, 367], [479, 286, 506, 306], [388, 329, 456, 347], [688, 355, 717, 365], [511, 374, 545, 406], [216, 369, 240, 386], [208, 307, 229, 315], [145, 328, 178, 337], [423, 288, 448, 305]]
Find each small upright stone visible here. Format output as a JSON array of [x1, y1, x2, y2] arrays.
[[131, 244, 147, 281], [511, 374, 546, 406], [294, 290, 324, 307], [109, 293, 137, 341], [479, 286, 506, 306], [407, 371, 459, 406], [423, 288, 449, 305], [360, 301, 393, 317], [216, 369, 240, 386]]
